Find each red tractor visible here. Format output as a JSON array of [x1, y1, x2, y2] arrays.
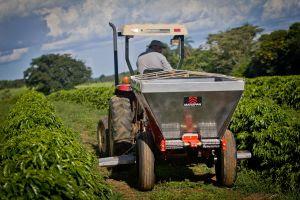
[[97, 23, 251, 191]]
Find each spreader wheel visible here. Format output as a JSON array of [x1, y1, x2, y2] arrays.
[[96, 118, 108, 157], [215, 130, 237, 187], [136, 132, 155, 191], [108, 96, 134, 156]]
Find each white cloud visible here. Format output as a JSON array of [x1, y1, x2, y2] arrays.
[[40, 0, 261, 51], [40, 0, 118, 50], [2, 0, 300, 53], [262, 0, 300, 20], [0, 0, 66, 21], [41, 35, 82, 51], [0, 48, 28, 63]]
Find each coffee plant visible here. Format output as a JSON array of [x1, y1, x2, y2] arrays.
[[0, 91, 112, 199], [48, 87, 114, 110], [231, 75, 300, 192]]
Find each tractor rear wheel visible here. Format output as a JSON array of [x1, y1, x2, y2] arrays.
[[215, 130, 237, 187], [97, 117, 108, 157], [136, 132, 155, 191], [108, 96, 133, 156]]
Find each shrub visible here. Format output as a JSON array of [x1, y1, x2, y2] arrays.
[[231, 75, 300, 192], [244, 75, 300, 110], [48, 87, 114, 110], [0, 91, 112, 199]]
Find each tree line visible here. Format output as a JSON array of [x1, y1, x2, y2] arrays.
[[0, 79, 25, 90], [166, 22, 300, 77]]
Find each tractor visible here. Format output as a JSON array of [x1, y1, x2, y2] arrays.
[[97, 23, 251, 191]]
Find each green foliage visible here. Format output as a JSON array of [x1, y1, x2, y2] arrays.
[[48, 86, 114, 110], [230, 75, 300, 192], [246, 22, 300, 77], [172, 24, 263, 76], [76, 82, 113, 89], [163, 44, 180, 68], [24, 54, 92, 95], [176, 22, 300, 77], [206, 24, 263, 75], [0, 87, 28, 127], [0, 91, 112, 199], [0, 79, 25, 90], [181, 49, 215, 72], [2, 91, 62, 138], [163, 37, 196, 69], [244, 75, 300, 109], [94, 71, 136, 83]]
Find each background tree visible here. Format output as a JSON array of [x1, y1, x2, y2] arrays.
[[179, 36, 195, 57], [164, 36, 195, 69], [24, 54, 92, 94], [182, 49, 214, 72], [246, 30, 288, 76], [286, 22, 300, 74], [246, 22, 300, 77], [163, 43, 179, 68], [0, 79, 25, 89], [206, 24, 263, 75]]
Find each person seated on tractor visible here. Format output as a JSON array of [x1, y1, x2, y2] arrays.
[[137, 40, 173, 74]]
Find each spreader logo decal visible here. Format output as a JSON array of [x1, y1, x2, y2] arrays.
[[184, 96, 202, 107]]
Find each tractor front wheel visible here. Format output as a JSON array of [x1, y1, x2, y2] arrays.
[[215, 130, 237, 187], [136, 132, 155, 191]]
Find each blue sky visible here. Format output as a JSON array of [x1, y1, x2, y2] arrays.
[[0, 0, 300, 80]]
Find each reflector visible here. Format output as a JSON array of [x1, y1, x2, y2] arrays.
[[122, 76, 131, 84]]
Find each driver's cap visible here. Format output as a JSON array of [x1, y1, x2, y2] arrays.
[[148, 40, 167, 48]]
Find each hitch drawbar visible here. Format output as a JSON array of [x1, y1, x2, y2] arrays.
[[99, 151, 252, 167], [99, 154, 136, 167], [236, 150, 252, 160]]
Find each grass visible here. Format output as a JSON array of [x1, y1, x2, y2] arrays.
[[50, 99, 298, 200], [137, 164, 244, 200], [51, 101, 107, 152]]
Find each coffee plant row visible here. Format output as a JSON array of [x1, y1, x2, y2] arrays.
[[0, 91, 112, 199], [48, 87, 114, 110], [231, 75, 299, 192]]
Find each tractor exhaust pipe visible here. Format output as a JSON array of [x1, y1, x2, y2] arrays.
[[109, 22, 119, 86]]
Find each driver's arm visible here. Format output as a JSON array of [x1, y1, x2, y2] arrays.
[[160, 54, 172, 70]]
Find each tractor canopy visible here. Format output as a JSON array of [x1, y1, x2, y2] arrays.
[[121, 24, 188, 36]]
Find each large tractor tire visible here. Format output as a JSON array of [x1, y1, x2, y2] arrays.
[[215, 130, 237, 187], [97, 117, 108, 157], [108, 96, 134, 156], [136, 132, 155, 191]]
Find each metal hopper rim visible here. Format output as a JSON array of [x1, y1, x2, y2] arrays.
[[131, 70, 244, 93]]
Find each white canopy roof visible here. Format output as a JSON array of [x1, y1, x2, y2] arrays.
[[121, 24, 188, 36]]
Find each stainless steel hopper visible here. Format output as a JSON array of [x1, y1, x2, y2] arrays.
[[131, 70, 244, 141]]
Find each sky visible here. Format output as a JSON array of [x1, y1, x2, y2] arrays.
[[0, 0, 300, 80]]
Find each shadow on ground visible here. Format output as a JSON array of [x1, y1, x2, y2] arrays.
[[108, 161, 217, 190]]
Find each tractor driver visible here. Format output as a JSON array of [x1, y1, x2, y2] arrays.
[[136, 40, 173, 74]]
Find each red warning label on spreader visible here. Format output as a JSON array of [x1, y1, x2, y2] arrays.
[[183, 96, 202, 107]]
